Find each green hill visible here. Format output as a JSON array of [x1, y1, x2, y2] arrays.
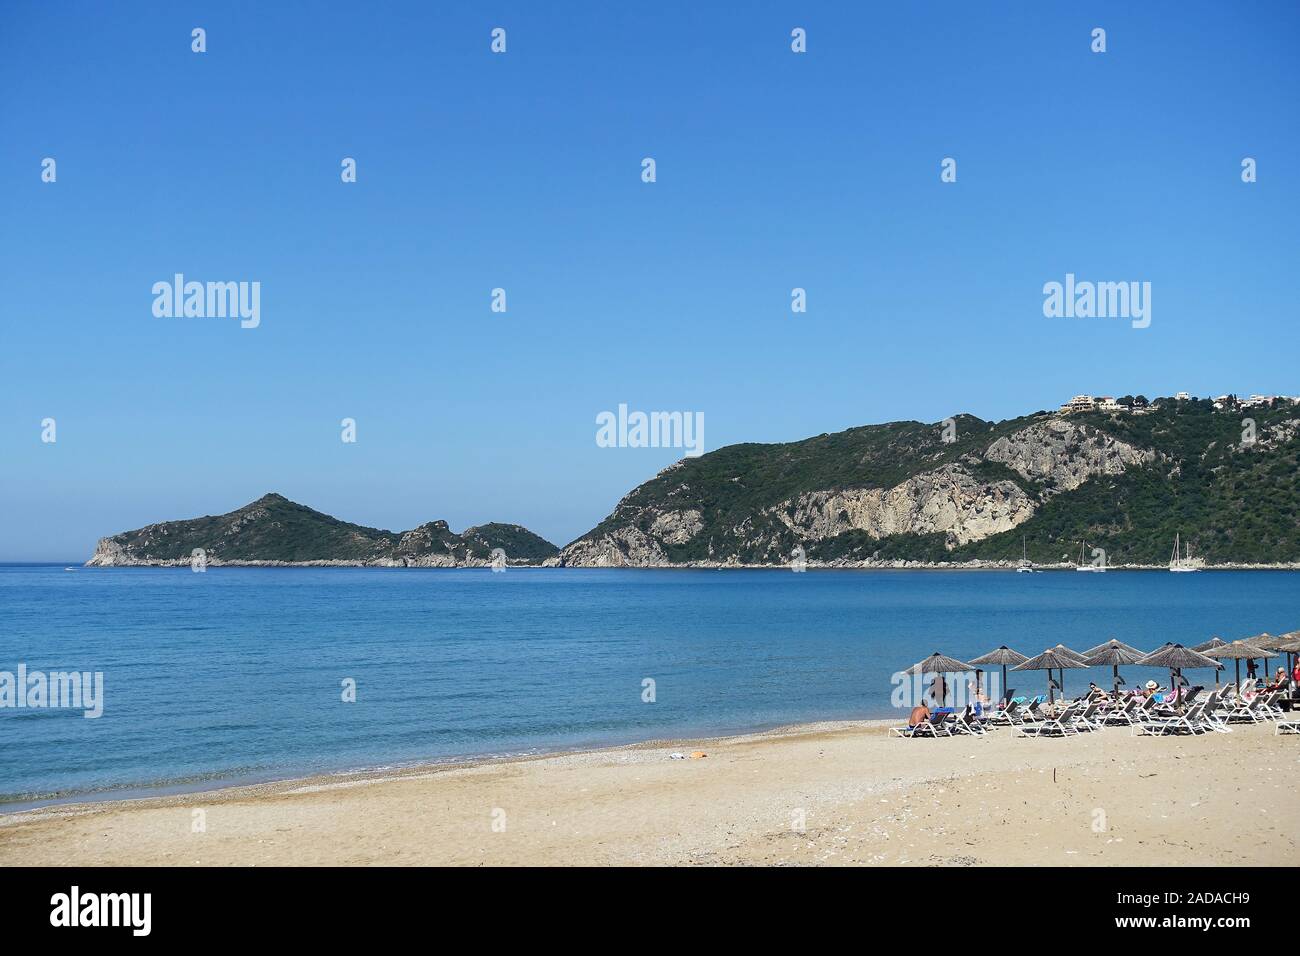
[[559, 398, 1300, 567], [86, 494, 559, 567]]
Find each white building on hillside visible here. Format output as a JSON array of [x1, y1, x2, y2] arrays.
[[1060, 395, 1097, 413]]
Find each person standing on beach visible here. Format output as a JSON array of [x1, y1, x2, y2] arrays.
[[931, 676, 947, 706]]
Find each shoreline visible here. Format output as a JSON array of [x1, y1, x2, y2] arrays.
[[0, 719, 873, 816], [0, 715, 895, 815], [68, 561, 1300, 571], [3, 717, 1295, 866]]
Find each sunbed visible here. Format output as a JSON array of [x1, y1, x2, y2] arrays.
[[1136, 701, 1210, 736], [1226, 690, 1280, 724], [1257, 690, 1285, 721], [891, 711, 952, 738], [1018, 702, 1081, 738], [1195, 688, 1233, 733], [1099, 696, 1139, 727], [1071, 701, 1104, 732], [988, 699, 1024, 727], [949, 704, 987, 736]]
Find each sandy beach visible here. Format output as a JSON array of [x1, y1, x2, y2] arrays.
[[2, 719, 1295, 866]]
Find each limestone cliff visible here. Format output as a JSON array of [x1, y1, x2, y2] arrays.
[[557, 400, 1299, 567]]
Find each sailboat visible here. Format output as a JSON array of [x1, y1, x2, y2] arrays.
[[1168, 533, 1201, 572], [1016, 535, 1040, 573], [1075, 540, 1106, 572]]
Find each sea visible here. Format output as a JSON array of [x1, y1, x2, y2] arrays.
[[1, 564, 1295, 809]]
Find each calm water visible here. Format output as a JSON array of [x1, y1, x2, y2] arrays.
[[1, 565, 1295, 808]]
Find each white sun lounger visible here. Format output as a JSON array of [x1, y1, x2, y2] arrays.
[[1099, 696, 1140, 727], [1135, 701, 1218, 736], [1018, 702, 1081, 738], [891, 711, 952, 738], [987, 699, 1024, 727], [949, 704, 987, 736]]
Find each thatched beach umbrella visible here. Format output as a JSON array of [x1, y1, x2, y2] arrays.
[[968, 645, 1028, 702], [1206, 639, 1269, 688], [1252, 632, 1286, 652], [907, 652, 976, 707], [1138, 644, 1222, 712], [1013, 647, 1090, 704], [1081, 638, 1145, 659], [1084, 640, 1147, 696], [1207, 639, 1265, 689], [1050, 644, 1090, 697], [1250, 633, 1289, 678], [1267, 630, 1300, 687], [1191, 637, 1228, 685]]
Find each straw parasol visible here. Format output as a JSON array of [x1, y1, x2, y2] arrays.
[[1249, 633, 1289, 679], [1251, 632, 1287, 652], [1084, 640, 1147, 696], [1274, 631, 1300, 656], [1012, 647, 1091, 704], [1081, 638, 1145, 658], [968, 645, 1028, 702], [1138, 644, 1222, 712], [1050, 644, 1090, 697], [907, 652, 976, 707], [1273, 630, 1300, 685], [1203, 639, 1267, 689], [1191, 637, 1228, 684]]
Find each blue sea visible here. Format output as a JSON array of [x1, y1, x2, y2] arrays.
[[1, 565, 1295, 809]]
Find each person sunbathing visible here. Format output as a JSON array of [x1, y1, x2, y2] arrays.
[[908, 703, 931, 728]]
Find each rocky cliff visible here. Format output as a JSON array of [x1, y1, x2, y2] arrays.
[[83, 401, 1300, 570], [557, 401, 1300, 567]]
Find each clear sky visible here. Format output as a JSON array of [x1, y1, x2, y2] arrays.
[[2, 1, 1297, 560]]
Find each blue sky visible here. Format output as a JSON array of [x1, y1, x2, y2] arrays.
[[2, 1, 1297, 560]]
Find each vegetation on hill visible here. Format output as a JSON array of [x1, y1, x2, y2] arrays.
[[570, 399, 1300, 565], [94, 493, 559, 565]]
